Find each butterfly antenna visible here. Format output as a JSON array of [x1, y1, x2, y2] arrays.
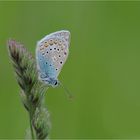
[[59, 82, 73, 100]]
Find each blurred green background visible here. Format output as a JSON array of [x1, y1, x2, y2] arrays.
[[1, 1, 140, 139]]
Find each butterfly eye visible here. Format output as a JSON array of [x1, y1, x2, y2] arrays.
[[54, 81, 57, 85]]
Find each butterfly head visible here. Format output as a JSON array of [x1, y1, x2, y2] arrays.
[[43, 77, 59, 88], [50, 78, 59, 88]]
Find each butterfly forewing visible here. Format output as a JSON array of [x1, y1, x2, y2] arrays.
[[36, 30, 70, 81]]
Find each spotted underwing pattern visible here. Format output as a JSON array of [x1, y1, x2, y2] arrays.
[[36, 30, 70, 86]]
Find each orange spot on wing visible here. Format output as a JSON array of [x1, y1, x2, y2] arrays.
[[44, 42, 49, 47], [49, 39, 54, 45]]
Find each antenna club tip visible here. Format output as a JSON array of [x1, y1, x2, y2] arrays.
[[68, 95, 74, 101]]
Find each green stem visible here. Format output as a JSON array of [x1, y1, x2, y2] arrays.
[[29, 101, 35, 139], [29, 112, 35, 139]]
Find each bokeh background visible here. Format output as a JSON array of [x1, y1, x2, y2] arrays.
[[1, 1, 140, 139]]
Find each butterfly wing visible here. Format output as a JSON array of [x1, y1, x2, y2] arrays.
[[36, 30, 70, 80], [36, 51, 57, 79]]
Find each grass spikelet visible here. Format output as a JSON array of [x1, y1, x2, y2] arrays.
[[7, 39, 50, 140]]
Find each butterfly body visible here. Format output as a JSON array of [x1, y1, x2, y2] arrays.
[[36, 30, 70, 87]]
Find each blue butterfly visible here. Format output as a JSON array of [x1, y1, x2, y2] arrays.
[[36, 30, 70, 88]]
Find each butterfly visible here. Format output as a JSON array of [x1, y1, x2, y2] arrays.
[[36, 30, 70, 88]]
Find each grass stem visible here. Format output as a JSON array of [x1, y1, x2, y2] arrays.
[[29, 112, 35, 139]]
